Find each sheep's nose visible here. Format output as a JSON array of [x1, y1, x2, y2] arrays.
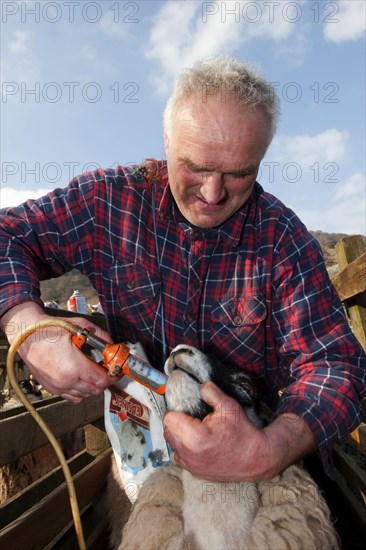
[[171, 347, 194, 360]]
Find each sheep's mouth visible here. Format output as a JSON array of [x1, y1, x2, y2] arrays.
[[165, 346, 211, 389], [172, 365, 202, 385]]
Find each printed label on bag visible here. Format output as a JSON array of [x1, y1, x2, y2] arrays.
[[109, 387, 165, 474], [104, 342, 170, 502], [110, 387, 150, 429]]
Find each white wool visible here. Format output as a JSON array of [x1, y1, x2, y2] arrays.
[[107, 454, 339, 550], [107, 344, 340, 550]]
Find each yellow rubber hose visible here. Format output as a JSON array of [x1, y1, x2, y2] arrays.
[[6, 319, 87, 550]]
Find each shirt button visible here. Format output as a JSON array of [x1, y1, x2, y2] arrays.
[[233, 315, 243, 326], [127, 280, 135, 290], [191, 230, 200, 239], [185, 313, 193, 323]]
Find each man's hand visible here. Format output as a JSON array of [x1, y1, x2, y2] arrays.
[[163, 381, 317, 482], [1, 301, 113, 404]]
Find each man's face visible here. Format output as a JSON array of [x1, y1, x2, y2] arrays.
[[165, 96, 270, 228]]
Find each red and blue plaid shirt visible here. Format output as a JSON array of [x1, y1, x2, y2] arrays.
[[1, 161, 365, 470]]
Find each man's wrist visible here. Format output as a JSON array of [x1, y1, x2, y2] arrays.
[[263, 413, 317, 477], [0, 301, 47, 344]]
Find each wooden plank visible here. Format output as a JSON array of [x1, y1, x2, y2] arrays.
[[348, 423, 366, 456], [50, 492, 110, 550], [335, 236, 366, 350], [333, 469, 366, 538], [0, 394, 104, 466], [0, 448, 112, 549], [336, 236, 366, 270], [0, 396, 62, 420], [0, 450, 93, 529], [84, 422, 110, 457], [333, 445, 366, 505], [332, 252, 366, 301]]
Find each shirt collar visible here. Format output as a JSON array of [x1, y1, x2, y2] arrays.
[[158, 163, 255, 247]]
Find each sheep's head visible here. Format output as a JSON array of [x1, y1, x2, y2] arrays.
[[164, 345, 260, 425]]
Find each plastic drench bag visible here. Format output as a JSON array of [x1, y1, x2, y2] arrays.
[[104, 342, 170, 503]]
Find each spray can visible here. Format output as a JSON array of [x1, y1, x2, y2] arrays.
[[67, 290, 87, 314]]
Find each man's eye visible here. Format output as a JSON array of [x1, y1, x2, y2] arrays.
[[227, 173, 247, 179], [191, 167, 208, 174]]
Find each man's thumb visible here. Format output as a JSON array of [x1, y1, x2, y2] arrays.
[[200, 381, 231, 412]]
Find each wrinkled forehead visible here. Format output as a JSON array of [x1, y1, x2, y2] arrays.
[[169, 95, 271, 146], [167, 96, 271, 168]]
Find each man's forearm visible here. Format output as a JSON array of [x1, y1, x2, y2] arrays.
[[263, 413, 317, 478]]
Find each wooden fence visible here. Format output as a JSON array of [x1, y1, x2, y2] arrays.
[[0, 235, 365, 548], [330, 235, 366, 537], [0, 310, 112, 549]]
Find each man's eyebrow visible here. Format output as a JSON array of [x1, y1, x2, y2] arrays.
[[178, 157, 257, 176], [178, 157, 215, 172]]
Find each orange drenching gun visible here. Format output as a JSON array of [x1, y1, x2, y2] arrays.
[[72, 328, 167, 395]]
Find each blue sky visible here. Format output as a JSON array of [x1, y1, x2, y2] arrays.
[[1, 0, 365, 234]]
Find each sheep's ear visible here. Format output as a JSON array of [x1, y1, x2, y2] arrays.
[[229, 372, 257, 407], [234, 372, 256, 397]]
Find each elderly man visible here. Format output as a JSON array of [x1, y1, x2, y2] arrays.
[[0, 57, 365, 482]]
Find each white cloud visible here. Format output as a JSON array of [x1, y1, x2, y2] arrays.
[[275, 32, 311, 68], [324, 0, 366, 42], [270, 129, 349, 167], [334, 171, 365, 200], [2, 29, 41, 86], [8, 30, 31, 54], [146, 1, 302, 95], [296, 173, 366, 234], [99, 10, 131, 38], [0, 187, 52, 209], [80, 43, 96, 61], [262, 130, 365, 233]]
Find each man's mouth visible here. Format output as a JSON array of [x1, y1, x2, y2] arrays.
[[195, 195, 227, 207]]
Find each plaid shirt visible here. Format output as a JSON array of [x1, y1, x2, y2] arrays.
[[1, 161, 365, 469]]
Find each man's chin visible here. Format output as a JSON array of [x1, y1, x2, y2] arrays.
[[184, 212, 225, 229], [178, 201, 233, 228]]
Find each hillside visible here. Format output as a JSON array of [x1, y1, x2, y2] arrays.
[[309, 230, 349, 267], [40, 231, 365, 311], [40, 270, 98, 310]]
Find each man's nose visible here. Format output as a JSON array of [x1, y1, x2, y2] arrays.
[[200, 173, 225, 204]]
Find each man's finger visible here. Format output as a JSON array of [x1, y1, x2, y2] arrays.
[[200, 381, 235, 411], [164, 411, 200, 449], [61, 392, 83, 404], [56, 315, 113, 343], [80, 357, 110, 389]]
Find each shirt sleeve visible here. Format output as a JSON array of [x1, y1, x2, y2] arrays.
[[270, 214, 366, 472], [0, 171, 99, 317]]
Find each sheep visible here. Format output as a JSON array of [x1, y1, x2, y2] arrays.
[[107, 345, 340, 550]]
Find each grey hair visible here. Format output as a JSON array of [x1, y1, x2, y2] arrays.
[[163, 57, 280, 144]]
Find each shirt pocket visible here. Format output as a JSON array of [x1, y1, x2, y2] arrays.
[[211, 294, 267, 363], [108, 262, 161, 333]]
